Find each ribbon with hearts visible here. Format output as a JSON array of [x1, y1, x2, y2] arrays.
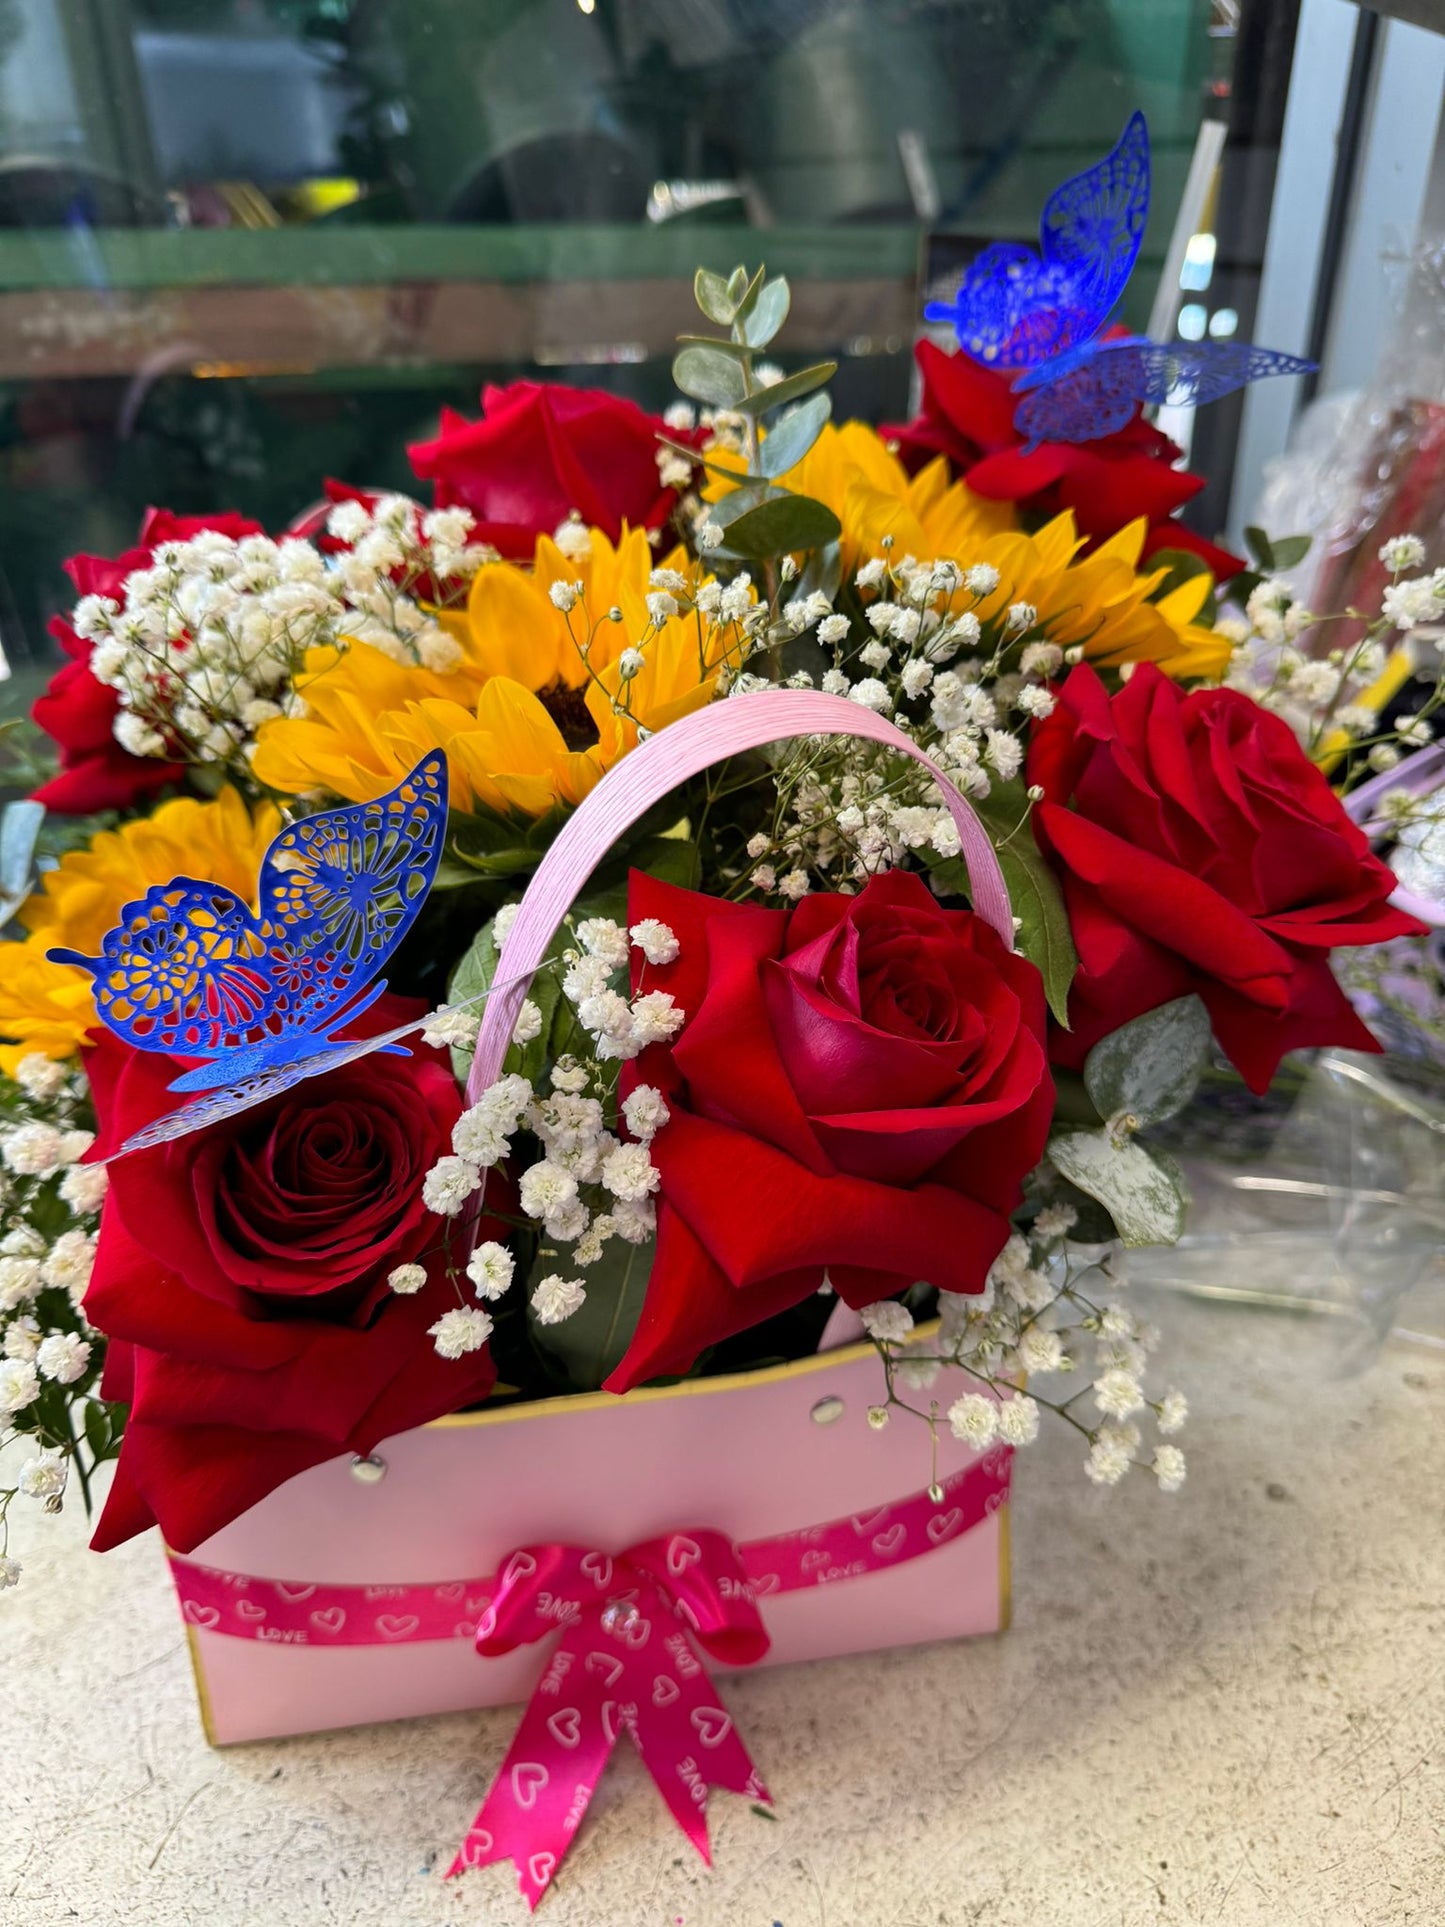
[[450, 1528, 771, 1905], [169, 1446, 1011, 1905]]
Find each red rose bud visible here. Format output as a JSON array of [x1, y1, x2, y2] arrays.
[[408, 380, 699, 560], [1028, 662, 1427, 1094], [81, 995, 500, 1553], [884, 340, 1244, 582], [32, 508, 263, 814], [606, 869, 1054, 1392]]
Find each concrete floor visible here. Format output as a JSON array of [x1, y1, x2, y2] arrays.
[[3, 1289, 1443, 1927]]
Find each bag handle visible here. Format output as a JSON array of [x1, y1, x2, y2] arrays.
[[467, 689, 1013, 1104]]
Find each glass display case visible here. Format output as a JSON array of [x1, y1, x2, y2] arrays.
[[0, 0, 1250, 695]]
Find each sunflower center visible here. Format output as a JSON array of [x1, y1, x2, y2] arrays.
[[538, 682, 600, 751]]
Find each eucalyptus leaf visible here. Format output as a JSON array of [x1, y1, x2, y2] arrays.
[[675, 333, 753, 361], [0, 799, 44, 923], [726, 265, 750, 306], [734, 362, 837, 417], [1243, 524, 1274, 571], [1083, 996, 1211, 1128], [741, 275, 790, 349], [718, 493, 841, 560], [673, 344, 747, 409], [1047, 1129, 1188, 1248], [694, 267, 735, 326], [706, 482, 784, 531], [1270, 533, 1312, 570], [758, 392, 831, 481], [730, 264, 767, 325], [528, 1235, 655, 1390]]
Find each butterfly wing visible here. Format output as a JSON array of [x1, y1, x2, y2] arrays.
[[1114, 339, 1317, 409], [110, 1011, 434, 1159], [47, 879, 283, 1058], [924, 115, 1149, 369], [1013, 338, 1315, 447], [1039, 111, 1150, 330], [255, 751, 448, 1032]]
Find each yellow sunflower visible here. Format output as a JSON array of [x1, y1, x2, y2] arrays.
[[708, 420, 1018, 570], [0, 788, 281, 1072], [252, 528, 745, 814], [954, 514, 1230, 679], [709, 422, 1228, 679]]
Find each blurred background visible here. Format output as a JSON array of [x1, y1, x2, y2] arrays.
[[0, 0, 1442, 698]]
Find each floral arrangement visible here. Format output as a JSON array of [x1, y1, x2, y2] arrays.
[[1, 247, 1437, 1611]]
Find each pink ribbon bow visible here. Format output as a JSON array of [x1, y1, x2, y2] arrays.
[[449, 1530, 770, 1905]]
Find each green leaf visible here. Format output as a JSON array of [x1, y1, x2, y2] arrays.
[[1083, 996, 1211, 1128], [717, 493, 841, 561], [674, 333, 753, 361], [705, 482, 784, 531], [993, 839, 1077, 1028], [725, 265, 750, 307], [741, 274, 790, 349], [730, 264, 767, 326], [1047, 1129, 1188, 1248], [794, 537, 843, 605], [1244, 525, 1275, 571], [0, 799, 44, 922], [445, 919, 501, 1083], [958, 784, 1077, 1027], [758, 392, 831, 481], [528, 1235, 655, 1390], [673, 344, 747, 409], [1270, 533, 1312, 570], [734, 362, 837, 417], [694, 267, 735, 326]]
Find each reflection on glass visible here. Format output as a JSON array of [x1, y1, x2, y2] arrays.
[[0, 0, 1238, 688]]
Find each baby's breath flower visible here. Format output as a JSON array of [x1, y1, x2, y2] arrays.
[[1085, 1424, 1135, 1485], [13, 1054, 68, 1101], [35, 1333, 91, 1384], [576, 917, 630, 970], [0, 1358, 39, 1415], [996, 1394, 1040, 1445], [511, 1000, 544, 1047], [18, 1452, 67, 1502], [1379, 533, 1426, 571], [422, 1156, 481, 1216], [1157, 1389, 1188, 1435], [467, 1241, 516, 1301], [1153, 1444, 1187, 1491], [531, 1274, 586, 1326], [621, 1084, 670, 1143], [386, 1263, 427, 1295], [630, 918, 679, 967], [948, 1392, 999, 1449], [859, 1300, 914, 1344], [428, 1306, 494, 1359]]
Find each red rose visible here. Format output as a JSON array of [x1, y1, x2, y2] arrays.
[[1028, 663, 1426, 1093], [408, 380, 697, 559], [33, 507, 262, 814], [83, 1000, 497, 1552], [607, 870, 1053, 1392], [885, 340, 1243, 581]]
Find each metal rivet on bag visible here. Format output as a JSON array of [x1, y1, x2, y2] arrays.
[[350, 1453, 387, 1484], [810, 1395, 845, 1425]]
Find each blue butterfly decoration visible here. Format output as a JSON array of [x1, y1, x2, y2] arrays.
[[50, 752, 449, 1157], [924, 113, 1314, 450]]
